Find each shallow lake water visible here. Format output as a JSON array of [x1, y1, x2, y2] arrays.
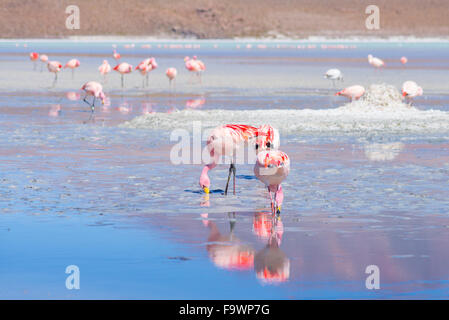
[[0, 40, 448, 299]]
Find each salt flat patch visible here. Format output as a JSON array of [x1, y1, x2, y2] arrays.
[[122, 84, 449, 135]]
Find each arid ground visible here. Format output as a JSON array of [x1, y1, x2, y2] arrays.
[[1, 0, 449, 39]]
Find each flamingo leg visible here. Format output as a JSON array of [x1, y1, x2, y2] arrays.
[[91, 97, 96, 113], [232, 164, 236, 195], [52, 73, 57, 87], [275, 185, 283, 216], [268, 187, 275, 215], [224, 163, 235, 195], [121, 74, 124, 88]]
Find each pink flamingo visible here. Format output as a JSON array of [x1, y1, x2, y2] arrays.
[[335, 85, 365, 101], [81, 81, 106, 113], [64, 58, 80, 79], [184, 56, 203, 83], [254, 150, 290, 215], [200, 124, 279, 195], [402, 81, 423, 105], [200, 124, 259, 195], [39, 54, 48, 72], [113, 49, 121, 61], [135, 58, 153, 87], [47, 61, 62, 87], [113, 62, 133, 88], [30, 52, 39, 70], [400, 56, 408, 65], [98, 60, 111, 83], [368, 54, 385, 68], [255, 124, 280, 152], [166, 67, 177, 88]]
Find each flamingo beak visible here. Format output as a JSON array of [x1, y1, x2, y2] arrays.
[[402, 92, 407, 97], [276, 205, 282, 215], [203, 186, 210, 194], [102, 99, 105, 105]]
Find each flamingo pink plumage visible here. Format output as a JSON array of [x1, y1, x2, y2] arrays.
[[113, 62, 133, 88], [200, 124, 259, 195], [30, 52, 39, 70], [402, 81, 423, 104], [254, 150, 290, 215], [81, 81, 106, 113], [185, 56, 204, 83], [199, 124, 280, 195], [368, 54, 385, 68], [113, 49, 121, 61], [335, 85, 365, 101], [47, 61, 62, 86], [64, 58, 80, 79], [135, 58, 157, 87], [166, 67, 177, 88], [39, 54, 48, 72], [98, 60, 111, 83]]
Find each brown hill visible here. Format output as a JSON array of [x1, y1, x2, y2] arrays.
[[1, 0, 448, 39]]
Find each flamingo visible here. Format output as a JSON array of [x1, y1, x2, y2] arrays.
[[184, 56, 203, 83], [402, 81, 423, 105], [193, 56, 206, 83], [47, 61, 62, 87], [81, 81, 106, 113], [200, 124, 259, 195], [98, 60, 111, 83], [255, 124, 280, 152], [166, 67, 177, 88], [64, 58, 80, 79], [135, 58, 152, 87], [113, 62, 132, 88], [400, 56, 408, 65], [39, 54, 48, 72], [199, 124, 279, 195], [335, 85, 365, 101], [254, 150, 290, 215], [113, 49, 121, 61], [324, 68, 343, 87], [368, 54, 385, 68], [29, 52, 39, 70]]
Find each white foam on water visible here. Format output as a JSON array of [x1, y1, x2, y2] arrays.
[[122, 84, 449, 135]]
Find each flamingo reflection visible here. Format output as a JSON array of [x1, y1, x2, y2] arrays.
[[253, 212, 290, 283], [202, 213, 254, 270]]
